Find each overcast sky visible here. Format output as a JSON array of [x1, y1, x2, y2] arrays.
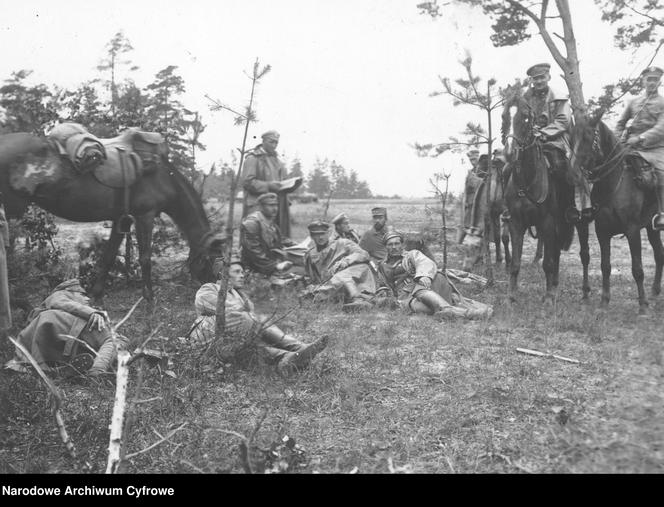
[[0, 0, 659, 196]]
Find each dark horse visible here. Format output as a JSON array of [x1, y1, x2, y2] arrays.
[[501, 89, 590, 302], [0, 132, 224, 299], [570, 114, 664, 314]]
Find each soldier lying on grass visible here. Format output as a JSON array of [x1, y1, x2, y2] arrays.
[[302, 220, 377, 312], [5, 279, 124, 377], [188, 256, 328, 376], [377, 231, 493, 320]]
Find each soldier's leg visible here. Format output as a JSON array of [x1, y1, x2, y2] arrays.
[[653, 165, 664, 231]]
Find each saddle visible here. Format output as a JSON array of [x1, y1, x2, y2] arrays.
[[626, 152, 657, 191]]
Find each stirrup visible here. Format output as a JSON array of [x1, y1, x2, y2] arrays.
[[651, 213, 664, 231], [116, 214, 136, 234]]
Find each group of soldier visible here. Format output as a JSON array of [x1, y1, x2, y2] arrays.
[[460, 63, 664, 237], [4, 61, 664, 379]]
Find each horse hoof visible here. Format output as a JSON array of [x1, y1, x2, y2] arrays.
[[637, 308, 648, 317]]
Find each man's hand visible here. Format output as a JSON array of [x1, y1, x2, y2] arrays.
[[332, 259, 349, 273], [626, 135, 641, 147], [275, 260, 293, 272], [88, 312, 109, 332], [417, 276, 432, 289]]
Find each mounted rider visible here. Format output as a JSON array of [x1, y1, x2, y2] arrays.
[[523, 63, 593, 223], [614, 66, 664, 231]]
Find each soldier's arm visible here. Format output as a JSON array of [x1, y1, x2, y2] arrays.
[[194, 283, 219, 316], [242, 156, 281, 195], [343, 239, 371, 265], [241, 219, 278, 275], [614, 100, 633, 139], [303, 252, 321, 283], [541, 100, 571, 140], [411, 250, 438, 281], [44, 292, 98, 321], [639, 99, 664, 147]]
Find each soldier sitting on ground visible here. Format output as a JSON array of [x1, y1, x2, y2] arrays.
[[377, 231, 493, 320], [188, 256, 328, 376], [240, 192, 302, 286], [331, 213, 361, 243], [5, 279, 124, 377], [303, 220, 377, 312]]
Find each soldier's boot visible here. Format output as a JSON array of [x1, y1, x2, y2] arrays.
[[414, 290, 467, 320], [576, 184, 596, 223], [342, 282, 373, 313], [261, 326, 305, 352], [276, 335, 329, 377], [652, 181, 664, 231]]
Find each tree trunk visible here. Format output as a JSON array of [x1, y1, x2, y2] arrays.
[[555, 0, 585, 113]]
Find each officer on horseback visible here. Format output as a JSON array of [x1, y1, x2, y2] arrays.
[[524, 63, 593, 223], [615, 66, 664, 231]]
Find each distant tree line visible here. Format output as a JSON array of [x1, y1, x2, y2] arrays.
[[0, 31, 376, 201]]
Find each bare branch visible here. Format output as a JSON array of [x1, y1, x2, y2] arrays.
[[112, 296, 145, 333], [125, 423, 188, 459], [626, 4, 664, 27]]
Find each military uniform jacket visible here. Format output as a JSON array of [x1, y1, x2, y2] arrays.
[[615, 92, 664, 170], [304, 238, 371, 284], [359, 227, 388, 262], [16, 288, 109, 367], [240, 211, 287, 275], [241, 145, 292, 237], [189, 283, 259, 345], [523, 86, 571, 155], [378, 250, 438, 300]]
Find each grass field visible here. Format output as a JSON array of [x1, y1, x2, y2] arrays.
[[1, 198, 663, 474]]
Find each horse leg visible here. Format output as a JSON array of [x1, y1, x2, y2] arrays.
[[532, 237, 543, 264], [90, 223, 124, 300], [493, 217, 503, 264], [626, 226, 648, 314], [647, 227, 664, 297], [576, 221, 591, 300], [541, 218, 557, 303], [508, 218, 525, 302], [502, 221, 511, 269], [135, 213, 156, 302], [597, 227, 612, 308]]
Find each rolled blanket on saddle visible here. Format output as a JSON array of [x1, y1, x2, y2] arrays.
[[49, 122, 106, 171]]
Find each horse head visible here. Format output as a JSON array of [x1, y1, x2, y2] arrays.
[[569, 108, 605, 178], [501, 86, 534, 163], [188, 231, 227, 283]]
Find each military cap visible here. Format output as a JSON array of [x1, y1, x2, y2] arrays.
[[371, 207, 387, 217], [257, 192, 278, 205], [332, 213, 348, 225], [526, 63, 551, 77], [53, 279, 86, 293], [384, 230, 403, 243], [261, 130, 280, 140], [307, 220, 330, 233], [641, 66, 664, 78]]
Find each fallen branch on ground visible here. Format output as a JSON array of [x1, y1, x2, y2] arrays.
[[124, 422, 188, 460], [516, 347, 581, 365], [8, 337, 77, 459]]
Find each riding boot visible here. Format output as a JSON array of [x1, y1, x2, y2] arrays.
[[413, 289, 450, 314], [652, 182, 664, 231], [261, 326, 304, 352], [576, 184, 595, 223], [341, 282, 373, 312], [276, 335, 329, 377]]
